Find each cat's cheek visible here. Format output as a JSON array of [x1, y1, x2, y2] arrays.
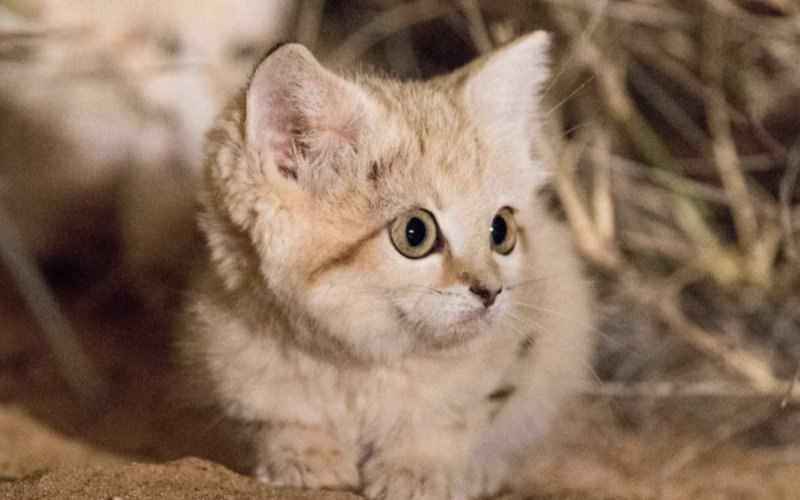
[[302, 274, 415, 359]]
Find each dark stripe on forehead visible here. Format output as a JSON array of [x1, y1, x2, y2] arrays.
[[307, 226, 383, 283], [368, 160, 394, 185]]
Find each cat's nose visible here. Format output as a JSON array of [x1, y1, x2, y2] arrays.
[[469, 284, 502, 308]]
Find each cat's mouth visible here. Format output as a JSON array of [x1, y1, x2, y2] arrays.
[[391, 304, 494, 351], [457, 306, 493, 323]]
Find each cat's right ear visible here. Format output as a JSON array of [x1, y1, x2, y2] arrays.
[[462, 31, 551, 184], [245, 44, 374, 189]]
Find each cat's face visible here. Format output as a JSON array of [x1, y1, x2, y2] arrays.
[[212, 34, 552, 361]]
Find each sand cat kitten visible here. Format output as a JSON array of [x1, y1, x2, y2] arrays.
[[179, 32, 593, 499]]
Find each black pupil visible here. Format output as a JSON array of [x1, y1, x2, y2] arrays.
[[491, 215, 507, 245], [406, 217, 427, 247]]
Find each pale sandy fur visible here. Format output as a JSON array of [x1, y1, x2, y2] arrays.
[[179, 33, 594, 499]]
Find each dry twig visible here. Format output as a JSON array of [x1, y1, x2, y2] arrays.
[[779, 142, 800, 263], [624, 272, 779, 393], [588, 380, 800, 400], [703, 2, 766, 285], [456, 0, 493, 54], [295, 0, 326, 51], [327, 0, 456, 66]]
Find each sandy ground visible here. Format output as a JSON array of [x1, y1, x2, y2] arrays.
[[0, 277, 798, 499]]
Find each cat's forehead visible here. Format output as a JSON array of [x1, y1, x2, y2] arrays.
[[363, 79, 481, 171], [365, 79, 464, 135], [359, 77, 526, 208]]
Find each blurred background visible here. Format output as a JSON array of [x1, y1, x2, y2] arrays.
[[0, 0, 799, 497]]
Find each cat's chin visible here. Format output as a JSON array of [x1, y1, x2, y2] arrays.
[[457, 307, 493, 324], [410, 313, 496, 354]]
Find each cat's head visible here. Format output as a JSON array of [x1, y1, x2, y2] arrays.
[[207, 32, 554, 361]]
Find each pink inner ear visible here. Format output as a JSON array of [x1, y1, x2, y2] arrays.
[[251, 83, 305, 180], [246, 44, 367, 185]]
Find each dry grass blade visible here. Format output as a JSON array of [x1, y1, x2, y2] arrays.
[[781, 363, 800, 409], [590, 132, 615, 242], [625, 273, 779, 393], [549, 8, 723, 257], [702, 2, 764, 284], [456, 0, 493, 54], [326, 0, 456, 66], [538, 0, 693, 28], [545, 135, 621, 271], [588, 380, 800, 400], [295, 0, 326, 51], [779, 142, 800, 264], [657, 403, 776, 480], [610, 154, 729, 205], [627, 60, 708, 153]]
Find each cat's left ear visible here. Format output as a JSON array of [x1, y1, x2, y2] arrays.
[[462, 31, 551, 166], [245, 43, 376, 190]]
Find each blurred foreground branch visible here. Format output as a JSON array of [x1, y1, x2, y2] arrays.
[[0, 202, 104, 400]]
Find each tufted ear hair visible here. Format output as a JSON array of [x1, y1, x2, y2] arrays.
[[462, 31, 551, 180], [245, 43, 375, 190]]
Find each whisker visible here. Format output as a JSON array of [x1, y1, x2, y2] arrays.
[[501, 311, 603, 384], [562, 116, 603, 137], [405, 284, 444, 295], [541, 0, 609, 99], [510, 300, 590, 326], [504, 309, 547, 336], [506, 276, 595, 290], [501, 313, 534, 337], [581, 357, 603, 384], [505, 276, 563, 290], [500, 319, 536, 348], [336, 283, 438, 296], [543, 74, 596, 117], [508, 299, 621, 345]]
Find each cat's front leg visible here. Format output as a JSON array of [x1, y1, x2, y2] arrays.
[[360, 438, 467, 500], [254, 421, 359, 491]]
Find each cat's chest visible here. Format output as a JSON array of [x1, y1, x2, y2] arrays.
[[214, 307, 519, 432], [317, 341, 518, 436]]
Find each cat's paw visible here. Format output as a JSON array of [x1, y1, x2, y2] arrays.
[[254, 446, 359, 490], [361, 458, 463, 500], [254, 426, 359, 490]]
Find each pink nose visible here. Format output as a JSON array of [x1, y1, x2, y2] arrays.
[[469, 285, 502, 308]]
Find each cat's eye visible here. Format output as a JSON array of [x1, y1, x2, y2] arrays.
[[390, 209, 438, 259], [490, 207, 517, 255]]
